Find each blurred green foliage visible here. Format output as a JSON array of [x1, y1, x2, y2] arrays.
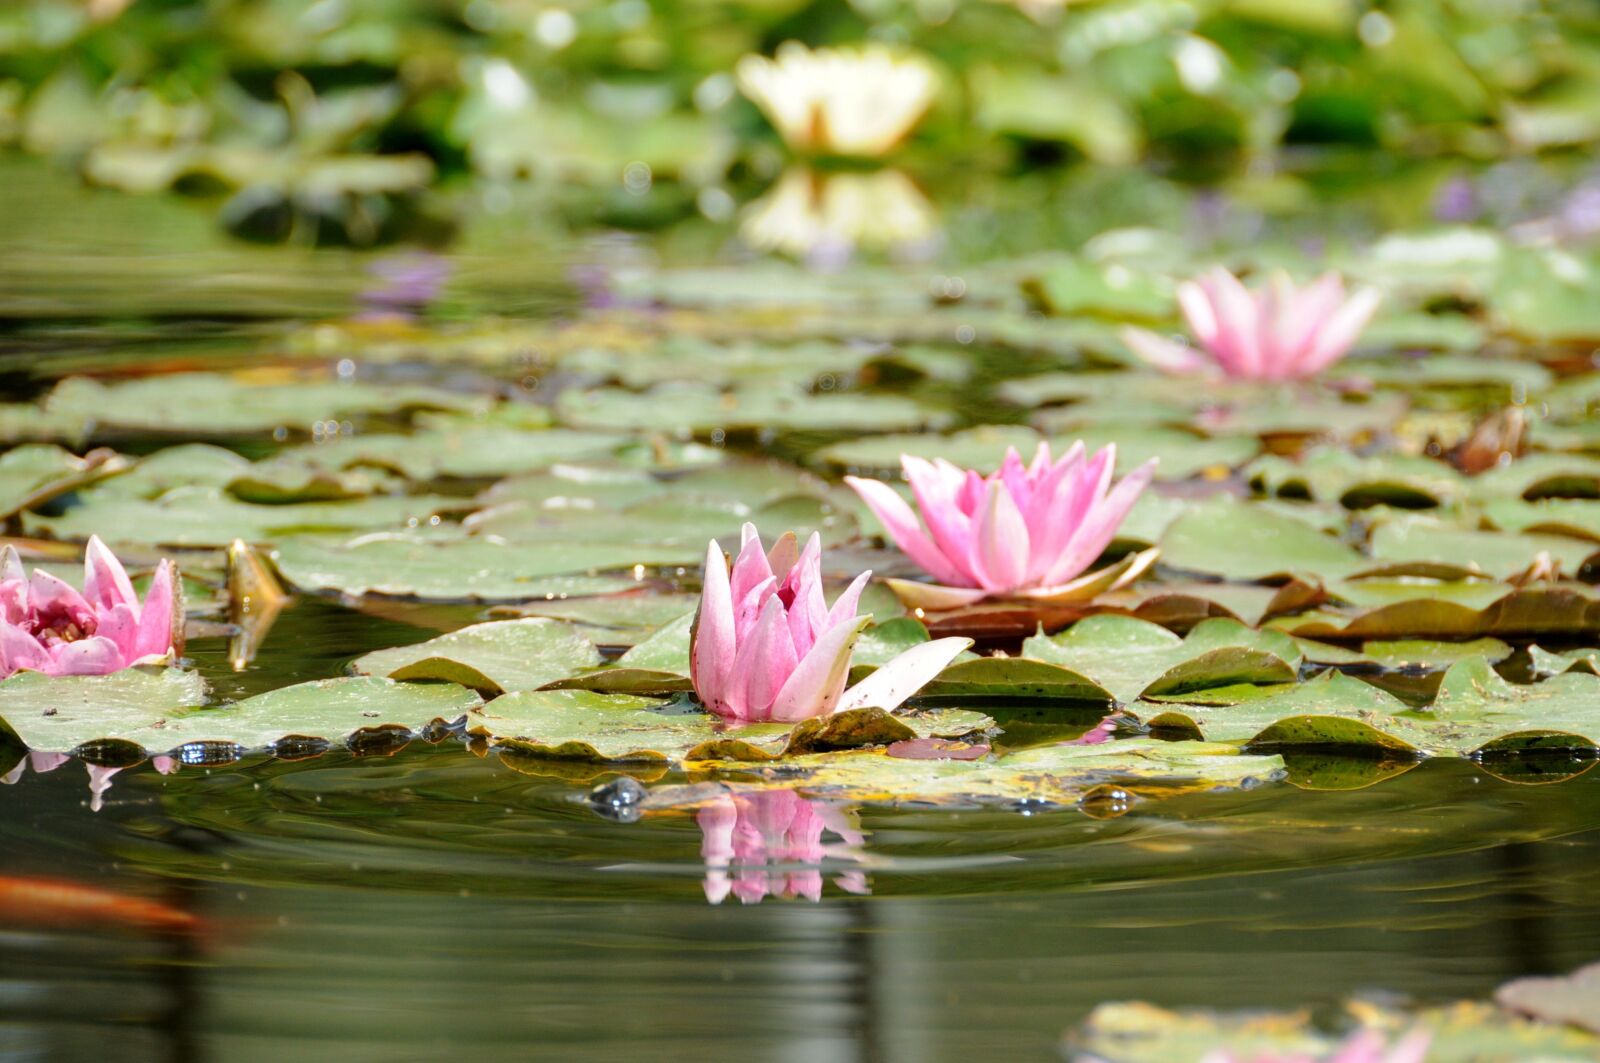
[[2, 0, 1598, 242]]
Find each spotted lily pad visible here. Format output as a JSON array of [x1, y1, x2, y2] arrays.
[[467, 690, 991, 764], [351, 619, 603, 694], [0, 671, 480, 757]]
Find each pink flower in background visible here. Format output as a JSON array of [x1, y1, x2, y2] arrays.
[[1202, 1029, 1431, 1063], [697, 790, 869, 904], [0, 537, 184, 680], [1122, 268, 1380, 381], [845, 442, 1157, 610], [692, 523, 971, 723]]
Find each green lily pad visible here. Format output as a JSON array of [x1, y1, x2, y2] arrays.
[[922, 657, 1114, 703], [0, 444, 128, 520], [1280, 584, 1600, 640], [467, 690, 991, 764], [269, 424, 631, 481], [271, 534, 684, 601], [1481, 498, 1600, 542], [41, 372, 484, 437], [556, 382, 949, 435], [1247, 448, 1465, 508], [1022, 616, 1302, 703], [0, 672, 481, 757], [26, 488, 468, 548], [1528, 645, 1600, 676], [814, 426, 1044, 473], [1056, 426, 1258, 481], [1367, 517, 1599, 580], [1429, 656, 1600, 754], [546, 610, 698, 693], [0, 669, 208, 754], [350, 619, 602, 695], [1357, 637, 1514, 670], [1159, 498, 1369, 582]]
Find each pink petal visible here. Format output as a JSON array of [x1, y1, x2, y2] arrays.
[[691, 539, 737, 714], [729, 523, 775, 608], [845, 475, 971, 587], [1300, 285, 1380, 375], [727, 595, 798, 722], [27, 571, 95, 629], [769, 614, 871, 722], [94, 603, 141, 661], [782, 534, 828, 657], [1, 623, 50, 676], [765, 531, 799, 584], [825, 570, 872, 629], [1122, 327, 1210, 374], [132, 559, 181, 662], [47, 636, 126, 676], [1027, 445, 1115, 585], [836, 636, 972, 713], [1, 545, 23, 583], [1380, 1030, 1432, 1063], [972, 478, 1030, 593], [1042, 457, 1157, 586], [82, 536, 139, 613], [1200, 268, 1264, 377], [903, 457, 980, 585], [997, 446, 1032, 512], [734, 576, 776, 642], [1175, 279, 1220, 347], [1275, 271, 1345, 365]]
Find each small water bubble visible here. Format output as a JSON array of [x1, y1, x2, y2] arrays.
[[336, 358, 356, 378], [955, 325, 976, 345]]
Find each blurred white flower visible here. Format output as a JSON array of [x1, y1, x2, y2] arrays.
[[740, 166, 938, 261], [735, 42, 938, 158]]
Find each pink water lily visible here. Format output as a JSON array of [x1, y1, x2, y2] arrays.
[[0, 537, 183, 680], [692, 523, 971, 723], [1201, 1029, 1430, 1063], [845, 442, 1158, 611], [697, 789, 869, 904], [1122, 267, 1380, 380]]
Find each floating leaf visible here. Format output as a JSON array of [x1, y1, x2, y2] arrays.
[[0, 672, 480, 757], [41, 372, 483, 437], [0, 444, 128, 521], [556, 382, 949, 435], [1367, 517, 1599, 580], [269, 424, 630, 481], [1159, 498, 1369, 582], [1022, 616, 1302, 703], [271, 534, 677, 601], [351, 619, 602, 694]]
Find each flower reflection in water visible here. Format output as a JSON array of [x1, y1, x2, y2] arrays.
[[696, 790, 869, 905], [740, 167, 939, 267]]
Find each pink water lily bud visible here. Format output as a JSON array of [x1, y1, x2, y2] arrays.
[[697, 790, 868, 904], [0, 536, 184, 680], [1201, 1029, 1431, 1063], [1123, 267, 1380, 380], [845, 443, 1158, 610], [691, 523, 971, 723]]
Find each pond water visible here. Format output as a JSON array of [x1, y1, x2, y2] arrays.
[[5, 151, 1600, 1061]]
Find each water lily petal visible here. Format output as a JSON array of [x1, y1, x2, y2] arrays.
[[765, 530, 800, 584], [845, 475, 971, 587], [1175, 279, 1219, 348], [881, 578, 988, 611], [973, 478, 1030, 593], [1, 545, 23, 584], [0, 623, 50, 677], [730, 523, 776, 609], [83, 536, 139, 614], [27, 571, 95, 630], [691, 539, 737, 713], [825, 570, 872, 629], [728, 595, 799, 721], [95, 603, 141, 661], [1201, 267, 1264, 377], [1122, 327, 1210, 374], [1301, 285, 1380, 374], [1042, 457, 1156, 587], [836, 636, 973, 713], [903, 456, 980, 585], [133, 559, 182, 662], [47, 635, 126, 676], [770, 614, 870, 722]]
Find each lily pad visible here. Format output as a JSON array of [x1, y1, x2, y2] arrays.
[[271, 534, 684, 601], [41, 372, 484, 437], [0, 671, 480, 757], [1159, 498, 1369, 582], [0, 669, 208, 754], [1022, 616, 1303, 703], [1367, 517, 1599, 580], [467, 690, 991, 764], [269, 424, 631, 481], [0, 444, 128, 521], [351, 619, 603, 694], [556, 382, 949, 435]]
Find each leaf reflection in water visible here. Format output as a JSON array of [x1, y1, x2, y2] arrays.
[[695, 789, 869, 905]]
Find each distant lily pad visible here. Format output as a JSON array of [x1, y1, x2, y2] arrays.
[[1159, 498, 1369, 582], [42, 372, 484, 437], [0, 443, 128, 520], [556, 382, 949, 435]]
